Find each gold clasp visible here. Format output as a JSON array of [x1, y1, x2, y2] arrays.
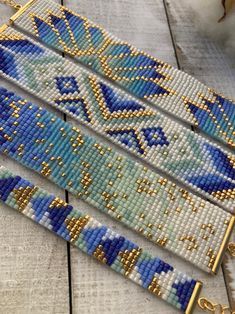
[[228, 242, 235, 257], [198, 297, 234, 314], [0, 0, 22, 10]]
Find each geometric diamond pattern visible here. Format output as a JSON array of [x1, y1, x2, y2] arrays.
[[142, 127, 169, 147], [0, 86, 232, 278], [0, 28, 234, 211], [25, 2, 235, 147], [56, 76, 79, 95]]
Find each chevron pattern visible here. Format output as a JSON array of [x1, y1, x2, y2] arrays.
[[14, 0, 235, 146], [0, 28, 234, 211]]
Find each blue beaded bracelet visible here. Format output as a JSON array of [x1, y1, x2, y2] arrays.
[[0, 26, 234, 212], [0, 86, 233, 274], [0, 164, 201, 313], [10, 0, 235, 148]]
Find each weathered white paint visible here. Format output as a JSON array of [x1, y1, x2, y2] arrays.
[[64, 0, 233, 313], [0, 2, 70, 313], [0, 0, 233, 313]]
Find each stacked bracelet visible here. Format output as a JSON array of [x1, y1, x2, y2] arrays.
[[0, 27, 234, 211], [0, 86, 233, 274], [11, 0, 235, 147], [0, 165, 201, 313], [0, 1, 234, 312]]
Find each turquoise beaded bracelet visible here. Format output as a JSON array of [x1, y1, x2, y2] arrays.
[[10, 0, 235, 147], [0, 86, 233, 274], [0, 26, 234, 211], [0, 165, 202, 313]]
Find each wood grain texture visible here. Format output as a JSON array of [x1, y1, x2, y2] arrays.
[[222, 232, 235, 310], [63, 0, 232, 313], [165, 1, 235, 309], [165, 0, 235, 98], [0, 0, 234, 313], [0, 3, 70, 313], [0, 81, 70, 314]]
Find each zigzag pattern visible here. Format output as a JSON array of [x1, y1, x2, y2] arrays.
[[0, 28, 234, 210], [0, 165, 198, 311], [14, 0, 235, 146], [0, 87, 232, 273]]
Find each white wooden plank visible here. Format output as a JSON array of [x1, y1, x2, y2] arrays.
[[0, 3, 70, 312], [222, 231, 235, 309], [63, 0, 230, 313], [0, 80, 70, 314], [165, 1, 234, 310], [0, 0, 231, 313], [165, 0, 235, 98], [62, 0, 178, 312]]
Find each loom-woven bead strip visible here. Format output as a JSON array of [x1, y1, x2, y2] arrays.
[[0, 27, 234, 211], [0, 87, 232, 274], [0, 165, 200, 313], [11, 0, 235, 147]]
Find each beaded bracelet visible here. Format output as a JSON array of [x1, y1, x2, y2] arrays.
[[0, 165, 201, 313], [0, 26, 234, 212], [0, 86, 233, 274], [8, 0, 235, 147]]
